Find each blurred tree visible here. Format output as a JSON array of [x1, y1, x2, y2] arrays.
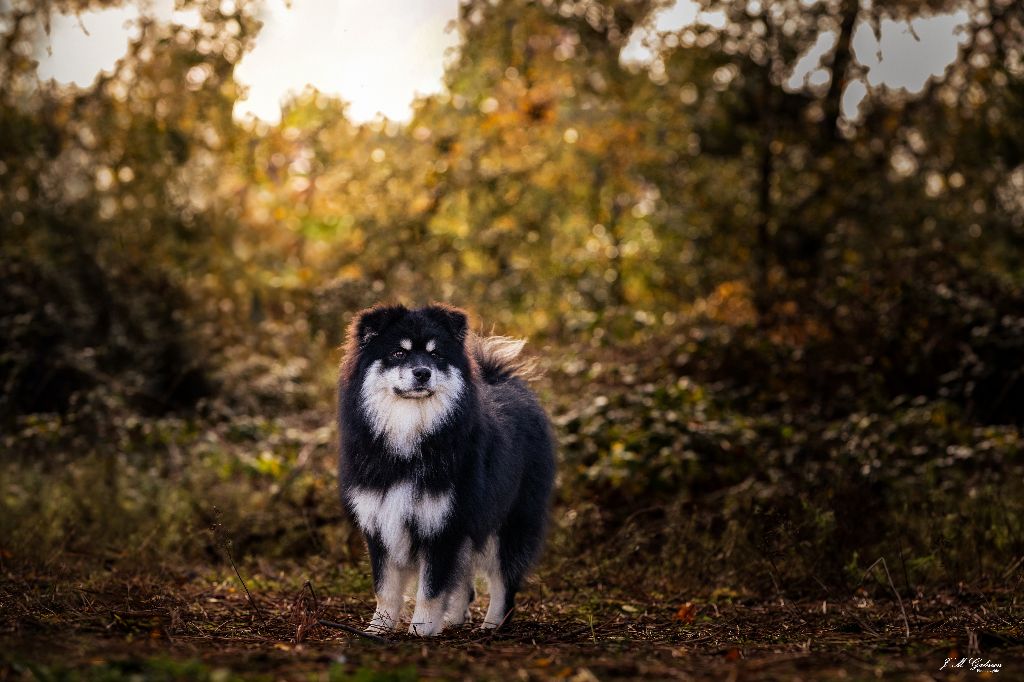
[[1, 0, 259, 421], [3, 0, 1022, 424], [640, 0, 1024, 318]]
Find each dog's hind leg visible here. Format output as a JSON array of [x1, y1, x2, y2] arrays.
[[480, 536, 512, 629], [444, 579, 474, 626], [446, 577, 473, 622], [444, 540, 475, 626], [482, 507, 546, 629], [482, 574, 509, 629]]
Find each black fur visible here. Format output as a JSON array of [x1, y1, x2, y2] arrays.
[[337, 304, 555, 632]]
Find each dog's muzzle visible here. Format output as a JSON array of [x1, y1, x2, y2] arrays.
[[395, 366, 435, 398]]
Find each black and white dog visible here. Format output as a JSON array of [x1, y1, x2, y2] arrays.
[[337, 304, 555, 636]]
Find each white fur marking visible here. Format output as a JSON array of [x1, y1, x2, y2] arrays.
[[348, 484, 454, 563], [366, 563, 414, 633], [416, 490, 455, 535], [426, 339, 436, 352], [360, 360, 465, 457], [400, 338, 412, 350], [349, 484, 411, 561], [478, 536, 507, 629]]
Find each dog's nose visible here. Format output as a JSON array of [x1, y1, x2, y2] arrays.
[[412, 367, 431, 383]]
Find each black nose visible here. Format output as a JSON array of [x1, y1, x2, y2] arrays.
[[412, 367, 431, 383]]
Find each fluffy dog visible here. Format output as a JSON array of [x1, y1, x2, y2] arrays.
[[337, 304, 555, 636]]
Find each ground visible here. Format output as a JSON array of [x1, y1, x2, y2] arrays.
[[2, 556, 1021, 681]]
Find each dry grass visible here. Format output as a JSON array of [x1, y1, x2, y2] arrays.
[[2, 554, 1022, 681]]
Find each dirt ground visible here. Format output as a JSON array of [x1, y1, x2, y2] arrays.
[[2, 560, 1021, 681]]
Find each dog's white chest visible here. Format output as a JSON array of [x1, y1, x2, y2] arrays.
[[347, 483, 453, 561], [359, 360, 464, 457]]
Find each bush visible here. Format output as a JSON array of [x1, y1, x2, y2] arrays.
[[687, 252, 1024, 424], [0, 248, 211, 425]]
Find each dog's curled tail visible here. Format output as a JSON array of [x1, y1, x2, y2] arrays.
[[470, 334, 540, 384]]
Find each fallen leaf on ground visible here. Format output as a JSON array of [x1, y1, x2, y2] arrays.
[[674, 602, 697, 623]]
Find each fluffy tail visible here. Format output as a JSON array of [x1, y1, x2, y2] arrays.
[[470, 334, 538, 384]]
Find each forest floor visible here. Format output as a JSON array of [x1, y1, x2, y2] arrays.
[[2, 558, 1021, 681]]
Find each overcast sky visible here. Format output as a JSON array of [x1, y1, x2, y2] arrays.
[[36, 0, 968, 125]]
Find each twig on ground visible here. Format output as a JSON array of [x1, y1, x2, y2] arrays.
[[466, 607, 517, 643], [492, 606, 516, 632], [291, 580, 321, 643], [318, 619, 390, 644], [848, 613, 883, 638], [211, 511, 266, 627], [1001, 555, 1023, 580], [678, 631, 718, 645], [860, 557, 910, 640], [477, 605, 517, 637]]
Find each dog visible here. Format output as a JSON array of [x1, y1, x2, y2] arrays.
[[337, 303, 556, 636]]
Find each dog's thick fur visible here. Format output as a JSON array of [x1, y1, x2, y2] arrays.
[[337, 304, 555, 636]]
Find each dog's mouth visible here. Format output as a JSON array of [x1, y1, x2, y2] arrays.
[[393, 387, 435, 399]]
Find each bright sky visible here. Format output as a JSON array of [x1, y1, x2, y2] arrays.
[[621, 0, 969, 117], [232, 0, 460, 122], [36, 0, 968, 125]]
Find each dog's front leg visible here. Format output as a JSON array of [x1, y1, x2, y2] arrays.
[[408, 560, 449, 636], [366, 536, 413, 633], [409, 537, 469, 636]]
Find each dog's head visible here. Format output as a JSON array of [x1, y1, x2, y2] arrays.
[[344, 304, 471, 454], [350, 303, 469, 399]]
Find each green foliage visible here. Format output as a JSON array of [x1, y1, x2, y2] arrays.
[[546, 254, 1023, 589], [1, 413, 344, 564]]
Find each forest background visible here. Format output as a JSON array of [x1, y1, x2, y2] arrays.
[[2, 0, 1023, 679]]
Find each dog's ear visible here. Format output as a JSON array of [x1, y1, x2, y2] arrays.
[[424, 304, 468, 344], [353, 304, 407, 347]]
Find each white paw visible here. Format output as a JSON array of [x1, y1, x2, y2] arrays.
[[479, 620, 500, 630], [408, 620, 444, 637], [365, 612, 399, 634]]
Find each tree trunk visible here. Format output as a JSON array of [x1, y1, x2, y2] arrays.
[[823, 0, 860, 141]]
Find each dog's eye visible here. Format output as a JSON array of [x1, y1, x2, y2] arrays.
[[391, 350, 406, 361], [430, 351, 441, 360]]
